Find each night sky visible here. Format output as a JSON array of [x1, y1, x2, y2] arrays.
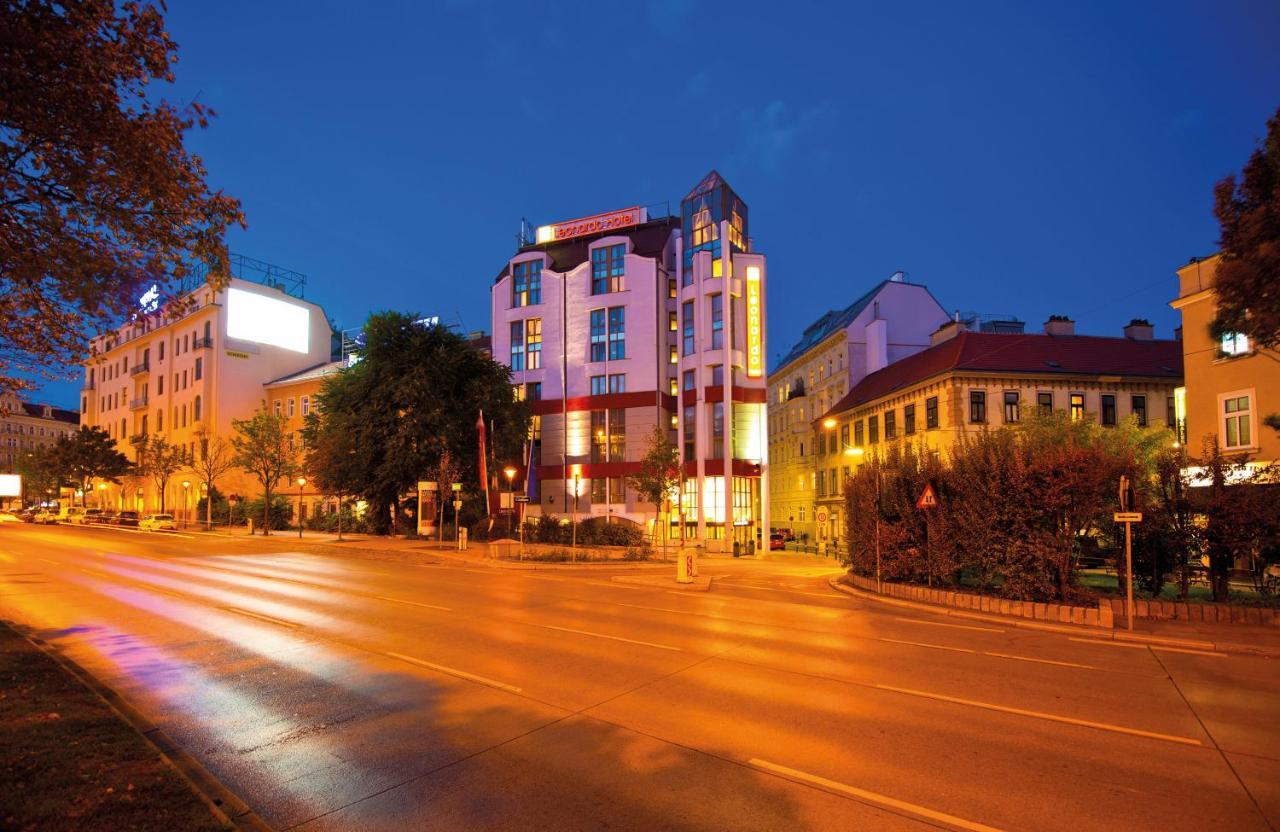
[[31, 0, 1280, 407]]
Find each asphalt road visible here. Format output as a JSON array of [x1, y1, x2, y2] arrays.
[[2, 523, 1277, 832]]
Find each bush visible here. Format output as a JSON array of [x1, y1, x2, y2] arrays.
[[230, 495, 293, 530], [304, 508, 369, 534], [516, 515, 646, 547]]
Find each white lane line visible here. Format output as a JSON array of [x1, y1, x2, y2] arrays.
[[531, 623, 683, 652], [1068, 637, 1225, 658], [220, 606, 302, 629], [981, 652, 1097, 670], [874, 683, 1202, 746], [383, 651, 523, 694], [893, 616, 1004, 633], [1149, 646, 1227, 658], [878, 636, 980, 655], [749, 758, 1006, 832], [1069, 638, 1147, 649], [371, 595, 452, 612]]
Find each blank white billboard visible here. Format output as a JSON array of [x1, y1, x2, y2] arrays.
[[0, 474, 20, 497], [227, 287, 310, 353]]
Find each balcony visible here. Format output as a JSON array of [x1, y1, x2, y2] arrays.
[[193, 336, 214, 349], [129, 361, 150, 377], [128, 396, 149, 411]]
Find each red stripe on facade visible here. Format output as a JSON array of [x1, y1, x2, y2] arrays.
[[530, 391, 675, 416]]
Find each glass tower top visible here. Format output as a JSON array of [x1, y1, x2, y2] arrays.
[[681, 170, 748, 270]]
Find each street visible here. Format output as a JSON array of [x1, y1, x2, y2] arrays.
[[1, 523, 1277, 832]]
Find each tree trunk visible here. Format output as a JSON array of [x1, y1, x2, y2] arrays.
[[205, 482, 212, 529], [262, 486, 272, 536]]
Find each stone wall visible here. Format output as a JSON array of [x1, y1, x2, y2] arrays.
[[843, 573, 1113, 628]]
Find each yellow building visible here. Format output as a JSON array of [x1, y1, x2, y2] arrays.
[[1, 393, 79, 472], [812, 317, 1184, 549], [1171, 254, 1278, 467], [80, 272, 333, 518], [767, 276, 947, 542], [263, 360, 343, 521]]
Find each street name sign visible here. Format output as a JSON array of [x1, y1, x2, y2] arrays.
[[1113, 512, 1142, 523]]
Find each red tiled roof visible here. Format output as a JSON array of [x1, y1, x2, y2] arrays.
[[823, 331, 1184, 419]]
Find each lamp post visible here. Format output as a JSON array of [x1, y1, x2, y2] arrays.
[[571, 470, 581, 559], [503, 466, 517, 536], [181, 480, 191, 525], [296, 476, 307, 539]]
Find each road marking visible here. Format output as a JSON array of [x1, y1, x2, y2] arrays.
[[532, 623, 682, 652], [220, 606, 302, 629], [878, 636, 980, 655], [1069, 638, 1146, 649], [1148, 645, 1227, 658], [981, 652, 1096, 670], [371, 595, 452, 612], [383, 651, 523, 694], [893, 616, 1004, 633], [749, 759, 1006, 832], [874, 684, 1202, 746]]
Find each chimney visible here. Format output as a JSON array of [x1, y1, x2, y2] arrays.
[[930, 319, 968, 346], [1044, 315, 1075, 337], [1123, 318, 1154, 341]]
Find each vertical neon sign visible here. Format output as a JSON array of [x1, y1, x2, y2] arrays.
[[745, 266, 763, 378]]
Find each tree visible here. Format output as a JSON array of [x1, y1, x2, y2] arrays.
[[627, 425, 680, 554], [55, 426, 132, 503], [0, 0, 245, 395], [135, 436, 186, 514], [189, 429, 236, 528], [304, 313, 527, 535], [1211, 106, 1280, 351], [302, 412, 364, 541], [231, 406, 298, 535], [15, 445, 64, 507]]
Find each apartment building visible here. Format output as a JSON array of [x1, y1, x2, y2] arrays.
[[1, 392, 79, 473]]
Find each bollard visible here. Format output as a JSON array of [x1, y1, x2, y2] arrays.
[[247, 518, 254, 536], [676, 547, 696, 584]]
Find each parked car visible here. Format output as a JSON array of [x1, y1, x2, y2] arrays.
[[66, 508, 100, 525], [769, 532, 786, 551], [0, 511, 21, 523], [17, 509, 37, 523], [138, 514, 176, 532], [32, 509, 58, 525], [113, 511, 140, 528], [97, 511, 118, 526]]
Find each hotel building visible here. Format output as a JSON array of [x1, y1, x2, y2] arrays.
[[80, 270, 333, 516], [1171, 254, 1278, 469], [491, 171, 770, 550], [1, 393, 80, 472], [766, 276, 948, 543]]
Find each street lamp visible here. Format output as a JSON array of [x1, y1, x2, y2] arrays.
[[503, 466, 517, 534], [571, 468, 581, 558], [296, 476, 307, 539], [181, 480, 190, 523]]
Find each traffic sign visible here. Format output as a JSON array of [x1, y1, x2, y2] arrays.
[[1113, 512, 1142, 523], [916, 483, 938, 510], [815, 507, 829, 525], [514, 495, 529, 503]]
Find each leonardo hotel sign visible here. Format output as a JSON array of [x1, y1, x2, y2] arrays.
[[745, 265, 763, 378], [536, 207, 645, 244]]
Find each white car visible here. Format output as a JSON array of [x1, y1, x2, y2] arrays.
[[139, 513, 177, 532], [0, 511, 21, 523]]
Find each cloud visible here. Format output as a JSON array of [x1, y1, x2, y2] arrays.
[[728, 99, 836, 174]]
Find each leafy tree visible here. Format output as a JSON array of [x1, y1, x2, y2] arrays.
[[302, 406, 364, 539], [189, 429, 236, 527], [0, 0, 244, 394], [627, 425, 680, 552], [15, 445, 64, 506], [1202, 441, 1280, 601], [1211, 106, 1280, 351], [304, 313, 527, 535], [134, 436, 187, 514], [231, 406, 298, 535], [54, 426, 132, 503]]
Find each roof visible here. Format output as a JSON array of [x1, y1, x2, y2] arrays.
[[823, 331, 1185, 419], [19, 402, 79, 424], [265, 360, 344, 388], [771, 281, 892, 376], [494, 216, 679, 283]]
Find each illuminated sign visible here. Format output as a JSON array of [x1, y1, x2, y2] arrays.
[[536, 207, 645, 244], [0, 474, 20, 497], [745, 265, 763, 378], [226, 288, 310, 353], [138, 284, 160, 313]]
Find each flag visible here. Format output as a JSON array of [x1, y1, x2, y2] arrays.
[[476, 409, 490, 517]]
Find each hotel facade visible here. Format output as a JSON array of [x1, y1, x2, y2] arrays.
[[491, 172, 770, 550]]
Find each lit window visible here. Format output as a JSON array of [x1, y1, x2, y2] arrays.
[[669, 377, 678, 396], [509, 320, 525, 371], [669, 311, 678, 332], [525, 318, 542, 370], [1070, 393, 1085, 421], [512, 260, 542, 307], [1223, 394, 1252, 449], [591, 244, 625, 294], [1221, 332, 1250, 356]]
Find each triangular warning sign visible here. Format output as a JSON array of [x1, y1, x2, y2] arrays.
[[916, 483, 938, 510]]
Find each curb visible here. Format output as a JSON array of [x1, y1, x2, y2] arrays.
[[411, 547, 673, 571], [827, 577, 1280, 659], [10, 623, 272, 831]]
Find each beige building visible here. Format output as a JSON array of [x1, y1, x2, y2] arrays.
[[1, 392, 80, 472], [1171, 254, 1278, 468], [80, 275, 333, 517], [813, 317, 1184, 550], [767, 276, 947, 541]]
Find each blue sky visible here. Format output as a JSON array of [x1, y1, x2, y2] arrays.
[[33, 0, 1280, 407]]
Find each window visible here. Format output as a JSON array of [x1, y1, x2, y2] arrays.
[[669, 345, 678, 364], [193, 395, 202, 421], [591, 375, 607, 396], [683, 405, 696, 461], [884, 410, 897, 440], [840, 423, 850, 450], [608, 374, 625, 394], [590, 306, 617, 360], [709, 294, 723, 350], [528, 382, 542, 401], [608, 408, 625, 460], [926, 396, 939, 429], [669, 311, 678, 332], [608, 477, 625, 504], [1037, 392, 1053, 413], [816, 470, 825, 497], [1167, 396, 1176, 432], [273, 400, 282, 417], [682, 301, 695, 355], [509, 320, 525, 371], [158, 374, 164, 395], [525, 318, 542, 370], [158, 342, 165, 361], [591, 244, 625, 294], [1003, 392, 1019, 424], [301, 396, 310, 417], [854, 419, 864, 448], [591, 410, 607, 463], [182, 369, 187, 389], [157, 409, 163, 431], [711, 365, 724, 386], [1129, 395, 1146, 427], [711, 402, 724, 459], [683, 370, 696, 391], [1101, 394, 1116, 426], [669, 377, 678, 396], [904, 404, 916, 435], [180, 404, 186, 428], [194, 357, 203, 381], [512, 260, 542, 307], [969, 391, 987, 424], [590, 309, 607, 362], [669, 278, 677, 299], [288, 398, 296, 418], [868, 414, 879, 444], [1223, 394, 1252, 449], [1070, 393, 1085, 421], [1221, 331, 1250, 356]]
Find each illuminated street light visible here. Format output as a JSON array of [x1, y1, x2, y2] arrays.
[[296, 476, 307, 539], [822, 417, 837, 430]]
